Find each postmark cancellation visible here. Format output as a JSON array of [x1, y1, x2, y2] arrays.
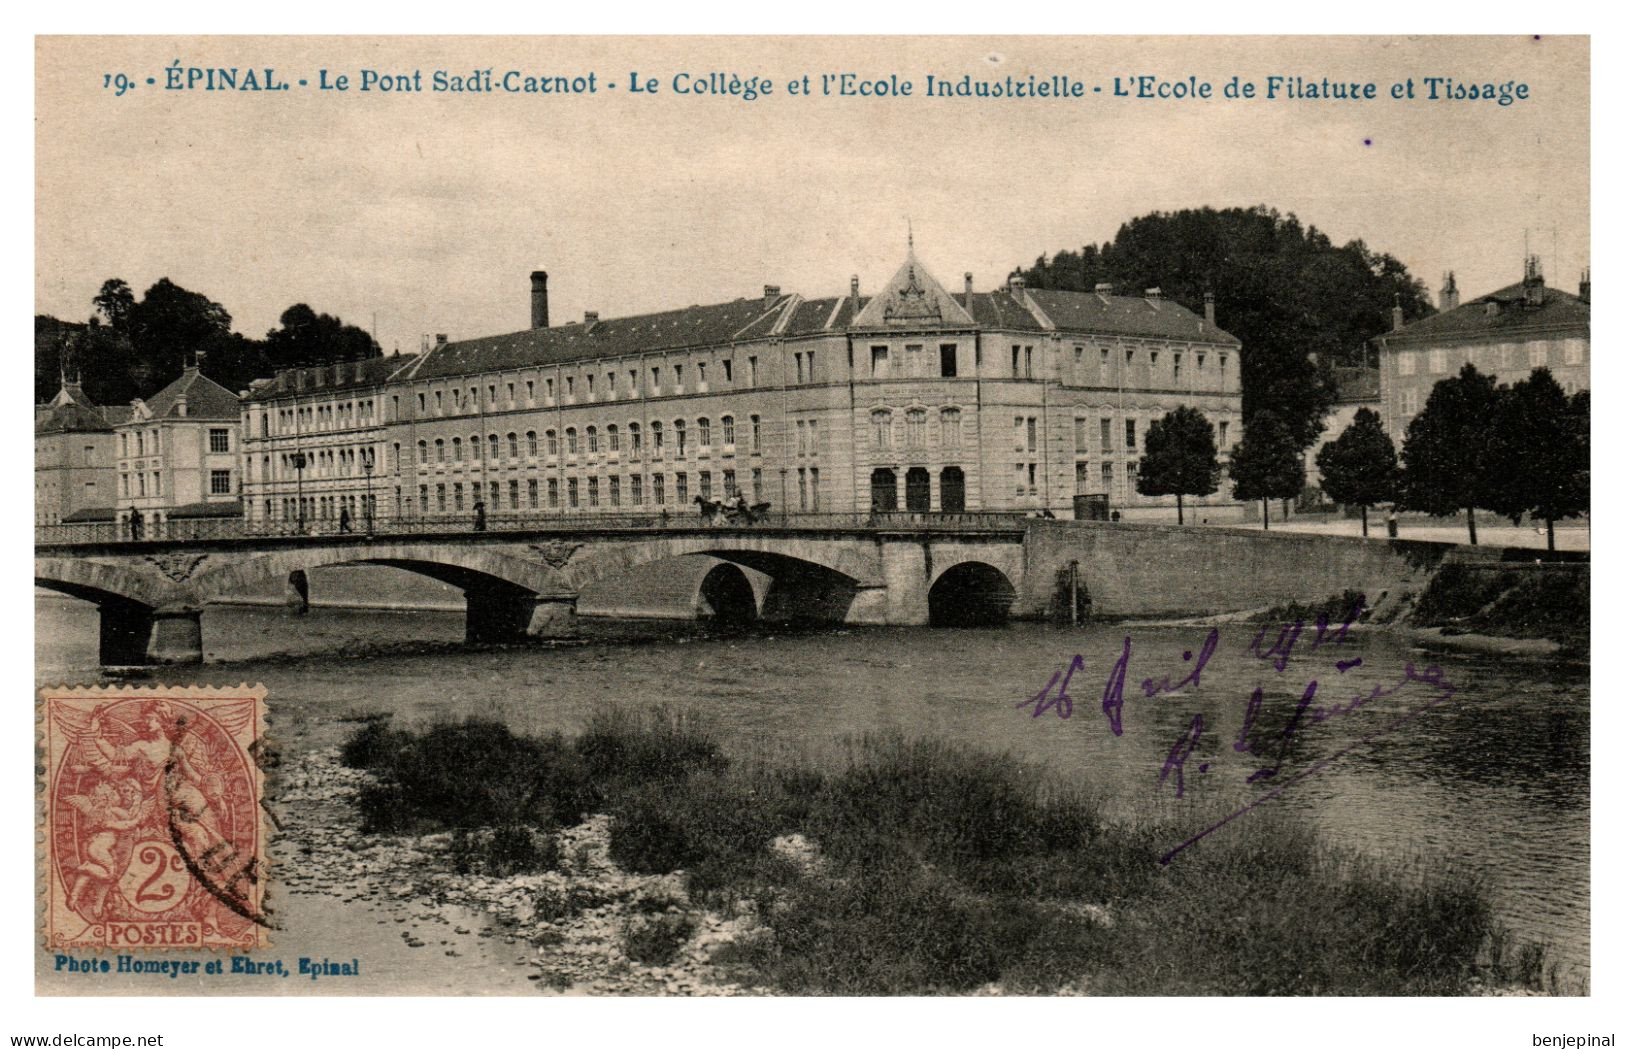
[[39, 684, 270, 951]]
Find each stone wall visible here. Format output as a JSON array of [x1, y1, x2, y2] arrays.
[[1015, 519, 1564, 620]]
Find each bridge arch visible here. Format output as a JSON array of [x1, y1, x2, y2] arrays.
[[188, 541, 575, 607], [35, 557, 180, 611], [928, 561, 1017, 627], [697, 563, 760, 625], [560, 534, 884, 595]]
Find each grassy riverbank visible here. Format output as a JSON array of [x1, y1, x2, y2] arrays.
[[341, 711, 1567, 996]]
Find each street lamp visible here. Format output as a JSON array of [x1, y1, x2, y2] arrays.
[[290, 451, 307, 533], [361, 447, 375, 534]]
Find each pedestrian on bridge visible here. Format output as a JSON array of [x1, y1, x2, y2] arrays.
[[339, 506, 352, 534], [473, 500, 487, 532]]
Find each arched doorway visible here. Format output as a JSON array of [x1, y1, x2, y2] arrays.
[[940, 467, 966, 512], [905, 467, 931, 512], [928, 562, 1016, 627], [870, 468, 898, 512], [698, 563, 758, 626]]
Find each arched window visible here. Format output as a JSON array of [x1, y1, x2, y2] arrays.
[[452, 437, 463, 461], [527, 431, 538, 457], [674, 419, 687, 457], [697, 417, 711, 449], [586, 425, 599, 454], [722, 415, 736, 446], [628, 422, 642, 457], [417, 440, 428, 464], [435, 439, 446, 463], [470, 434, 482, 459], [906, 408, 927, 448], [565, 427, 578, 455], [607, 424, 620, 453], [488, 434, 499, 459], [871, 409, 893, 451], [651, 421, 664, 455], [546, 429, 558, 457]]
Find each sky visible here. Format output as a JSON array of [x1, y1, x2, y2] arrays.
[[36, 35, 1589, 359]]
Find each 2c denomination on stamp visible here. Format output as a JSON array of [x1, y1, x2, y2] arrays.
[[40, 684, 271, 951]]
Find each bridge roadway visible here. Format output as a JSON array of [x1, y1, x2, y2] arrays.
[[34, 513, 1032, 666]]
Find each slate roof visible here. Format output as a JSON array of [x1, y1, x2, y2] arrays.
[[166, 499, 243, 519], [243, 355, 411, 403], [400, 265, 1240, 383], [1382, 281, 1589, 345], [137, 367, 241, 421], [35, 383, 121, 435]]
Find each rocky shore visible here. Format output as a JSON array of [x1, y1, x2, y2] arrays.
[[274, 747, 770, 995]]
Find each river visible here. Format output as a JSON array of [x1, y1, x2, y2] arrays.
[[35, 594, 1590, 987]]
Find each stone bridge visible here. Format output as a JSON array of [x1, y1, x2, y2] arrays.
[[38, 517, 1545, 667], [34, 523, 1028, 665]]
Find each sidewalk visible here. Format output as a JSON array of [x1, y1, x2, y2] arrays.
[[1223, 516, 1590, 553]]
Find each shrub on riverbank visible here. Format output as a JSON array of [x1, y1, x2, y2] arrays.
[[342, 713, 1559, 995], [1413, 564, 1588, 655]]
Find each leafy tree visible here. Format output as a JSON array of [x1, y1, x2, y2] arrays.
[[1398, 363, 1499, 544], [92, 278, 135, 334], [1228, 410, 1305, 529], [1484, 369, 1588, 552], [1135, 407, 1219, 525], [265, 303, 380, 368], [1013, 206, 1434, 449], [1315, 407, 1398, 536]]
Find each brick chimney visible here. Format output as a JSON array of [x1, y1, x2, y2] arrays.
[[435, 333, 448, 347], [1203, 291, 1216, 327], [1439, 271, 1460, 312], [1094, 282, 1113, 296], [963, 272, 973, 307], [584, 311, 599, 326], [1009, 274, 1026, 293], [1580, 268, 1590, 304], [530, 271, 549, 329], [763, 284, 781, 299], [850, 275, 860, 307]]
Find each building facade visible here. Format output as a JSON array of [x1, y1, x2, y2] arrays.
[[240, 356, 406, 528], [1375, 260, 1590, 440], [34, 366, 126, 526], [113, 361, 243, 526], [339, 252, 1243, 523]]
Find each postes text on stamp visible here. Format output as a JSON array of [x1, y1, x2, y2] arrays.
[[41, 685, 270, 951]]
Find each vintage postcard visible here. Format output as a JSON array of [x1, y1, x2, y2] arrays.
[[29, 30, 1591, 1023]]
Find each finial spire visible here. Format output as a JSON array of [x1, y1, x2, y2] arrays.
[[906, 216, 913, 253]]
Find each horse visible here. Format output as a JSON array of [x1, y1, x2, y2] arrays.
[[694, 496, 773, 525]]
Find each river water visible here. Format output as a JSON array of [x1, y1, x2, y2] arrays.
[[36, 595, 1590, 984]]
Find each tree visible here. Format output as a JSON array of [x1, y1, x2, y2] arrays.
[[1484, 369, 1588, 552], [1315, 407, 1398, 537], [1013, 206, 1434, 450], [1136, 407, 1219, 525], [1398, 363, 1499, 544], [265, 303, 380, 368], [92, 278, 135, 335], [1228, 410, 1305, 529]]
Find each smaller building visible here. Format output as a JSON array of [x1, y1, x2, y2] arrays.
[[1375, 258, 1589, 441], [113, 359, 242, 526], [35, 362, 127, 526]]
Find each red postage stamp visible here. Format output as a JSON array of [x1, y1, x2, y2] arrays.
[[40, 685, 271, 951]]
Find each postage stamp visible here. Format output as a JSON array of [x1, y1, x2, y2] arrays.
[[39, 684, 270, 951]]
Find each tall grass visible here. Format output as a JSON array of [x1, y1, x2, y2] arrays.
[[342, 710, 1567, 995]]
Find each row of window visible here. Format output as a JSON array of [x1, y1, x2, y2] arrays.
[[268, 401, 376, 436], [1394, 339, 1587, 377], [406, 414, 764, 467], [390, 466, 769, 515], [117, 469, 234, 498]]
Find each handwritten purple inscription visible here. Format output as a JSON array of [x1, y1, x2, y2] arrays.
[[1014, 597, 1460, 863]]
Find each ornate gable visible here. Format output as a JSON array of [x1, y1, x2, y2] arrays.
[[851, 250, 975, 329]]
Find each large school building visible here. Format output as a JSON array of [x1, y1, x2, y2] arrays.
[[239, 250, 1244, 525]]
